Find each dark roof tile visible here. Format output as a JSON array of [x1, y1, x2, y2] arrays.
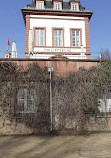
[[29, 0, 85, 11]]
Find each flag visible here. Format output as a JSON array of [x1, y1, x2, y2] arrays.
[[8, 39, 11, 46]]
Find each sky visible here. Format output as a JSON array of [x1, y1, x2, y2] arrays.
[[0, 0, 111, 58]]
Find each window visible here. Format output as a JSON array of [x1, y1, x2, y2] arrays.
[[17, 88, 36, 113], [71, 3, 78, 11], [98, 86, 111, 113], [36, 2, 44, 9], [54, 29, 63, 47], [71, 30, 80, 47], [54, 2, 61, 10], [35, 28, 45, 46]]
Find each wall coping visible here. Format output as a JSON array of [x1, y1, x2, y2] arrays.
[[0, 58, 100, 62]]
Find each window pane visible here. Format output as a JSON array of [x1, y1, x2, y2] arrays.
[[17, 88, 36, 113], [17, 89, 24, 99], [54, 29, 63, 47], [37, 2, 43, 9], [72, 30, 80, 47], [17, 99, 24, 112], [35, 29, 45, 46], [72, 4, 78, 11], [54, 3, 61, 10]]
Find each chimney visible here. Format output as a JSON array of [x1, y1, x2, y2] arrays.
[[5, 50, 11, 58], [12, 41, 17, 58]]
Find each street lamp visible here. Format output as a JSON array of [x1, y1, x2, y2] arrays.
[[48, 67, 53, 132]]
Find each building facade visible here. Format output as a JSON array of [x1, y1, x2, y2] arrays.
[[22, 0, 93, 59], [1, 1, 111, 135]]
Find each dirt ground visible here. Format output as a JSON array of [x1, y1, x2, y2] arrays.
[[0, 132, 111, 158]]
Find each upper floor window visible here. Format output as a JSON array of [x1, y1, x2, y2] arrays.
[[71, 30, 80, 47], [54, 2, 62, 10], [36, 1, 44, 9], [35, 28, 45, 46], [54, 29, 63, 47], [71, 3, 78, 11]]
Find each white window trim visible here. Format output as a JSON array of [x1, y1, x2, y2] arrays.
[[35, 28, 45, 47], [54, 2, 62, 10], [36, 1, 44, 9], [71, 29, 81, 47], [53, 29, 63, 47], [71, 3, 79, 11], [17, 88, 36, 114]]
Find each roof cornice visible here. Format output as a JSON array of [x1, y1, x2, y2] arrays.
[[21, 8, 93, 24]]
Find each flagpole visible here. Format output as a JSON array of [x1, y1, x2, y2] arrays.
[[8, 38, 9, 51]]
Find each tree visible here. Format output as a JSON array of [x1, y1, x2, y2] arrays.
[[98, 49, 111, 60]]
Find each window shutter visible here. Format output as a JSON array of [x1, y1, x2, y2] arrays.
[[29, 29, 33, 52]]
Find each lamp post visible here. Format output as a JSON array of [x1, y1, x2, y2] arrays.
[[48, 67, 53, 132]]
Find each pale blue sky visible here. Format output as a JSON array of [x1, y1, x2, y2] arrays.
[[0, 0, 111, 58]]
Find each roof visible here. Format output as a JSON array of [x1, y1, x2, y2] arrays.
[[29, 0, 85, 11], [21, 0, 93, 24]]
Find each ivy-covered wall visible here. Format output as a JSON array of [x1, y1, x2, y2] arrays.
[[0, 60, 111, 135]]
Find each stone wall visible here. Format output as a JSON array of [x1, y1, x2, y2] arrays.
[[1, 108, 111, 135], [85, 116, 111, 132], [0, 107, 34, 135], [0, 103, 111, 135]]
